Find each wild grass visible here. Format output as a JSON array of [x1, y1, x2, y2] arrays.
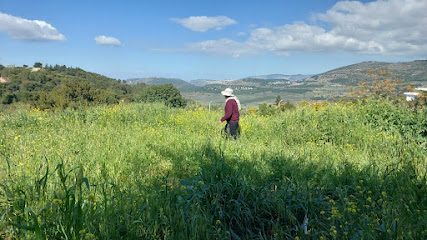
[[0, 100, 426, 239]]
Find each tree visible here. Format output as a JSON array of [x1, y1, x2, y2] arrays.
[[138, 83, 186, 107], [275, 95, 282, 106], [349, 69, 403, 100], [33, 62, 43, 68]]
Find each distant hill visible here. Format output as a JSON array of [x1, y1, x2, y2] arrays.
[[189, 79, 215, 86], [127, 77, 197, 91], [0, 65, 186, 110], [182, 60, 427, 106], [189, 74, 311, 86], [249, 74, 312, 81], [310, 60, 427, 86]]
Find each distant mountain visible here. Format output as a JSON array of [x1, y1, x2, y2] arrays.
[[309, 60, 427, 86], [127, 77, 197, 91], [189, 79, 216, 86], [249, 74, 312, 81], [182, 60, 427, 106], [124, 60, 427, 106]]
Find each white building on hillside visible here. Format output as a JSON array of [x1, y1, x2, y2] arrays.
[[404, 88, 427, 101]]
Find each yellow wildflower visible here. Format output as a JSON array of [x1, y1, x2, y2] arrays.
[[88, 194, 96, 201]]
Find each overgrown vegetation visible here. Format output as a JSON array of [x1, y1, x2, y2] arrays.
[[0, 64, 186, 110], [1, 99, 425, 239]]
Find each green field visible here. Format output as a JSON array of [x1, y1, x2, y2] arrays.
[[1, 100, 426, 239]]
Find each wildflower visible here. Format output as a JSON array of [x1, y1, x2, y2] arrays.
[[88, 194, 96, 202], [216, 220, 221, 225], [39, 117, 44, 120], [382, 191, 387, 197], [19, 162, 24, 166], [14, 135, 20, 140], [320, 211, 325, 215], [53, 199, 63, 205], [85, 233, 95, 239]]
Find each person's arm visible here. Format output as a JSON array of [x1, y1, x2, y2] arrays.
[[220, 101, 233, 122]]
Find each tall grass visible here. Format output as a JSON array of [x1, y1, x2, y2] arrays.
[[0, 101, 426, 239]]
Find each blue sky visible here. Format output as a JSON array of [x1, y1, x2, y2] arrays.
[[1, 0, 426, 81]]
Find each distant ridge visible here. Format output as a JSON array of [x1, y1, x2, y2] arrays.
[[249, 74, 312, 81], [124, 60, 427, 106], [127, 77, 196, 91], [309, 60, 427, 86]]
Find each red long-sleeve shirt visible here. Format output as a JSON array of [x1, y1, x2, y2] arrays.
[[220, 99, 239, 123]]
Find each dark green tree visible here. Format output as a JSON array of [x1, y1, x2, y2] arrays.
[[139, 83, 186, 107], [275, 95, 282, 105], [33, 62, 43, 68]]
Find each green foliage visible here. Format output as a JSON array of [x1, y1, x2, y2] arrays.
[[275, 95, 281, 105], [280, 101, 296, 111], [0, 65, 186, 110], [138, 83, 187, 107], [0, 100, 426, 239], [257, 103, 278, 116], [33, 62, 43, 68]]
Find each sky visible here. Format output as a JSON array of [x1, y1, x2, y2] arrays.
[[1, 0, 426, 81]]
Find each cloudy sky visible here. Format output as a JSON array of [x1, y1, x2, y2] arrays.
[[1, 0, 426, 80]]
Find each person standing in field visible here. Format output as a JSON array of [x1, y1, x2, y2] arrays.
[[218, 88, 241, 140]]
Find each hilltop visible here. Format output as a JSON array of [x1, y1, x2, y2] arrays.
[[310, 60, 427, 86], [127, 77, 198, 91]]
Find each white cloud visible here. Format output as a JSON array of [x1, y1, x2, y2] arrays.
[[171, 16, 237, 32], [95, 35, 121, 46], [189, 38, 258, 58], [189, 0, 427, 57], [0, 12, 65, 41]]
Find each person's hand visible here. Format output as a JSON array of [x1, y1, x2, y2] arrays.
[[217, 120, 222, 124]]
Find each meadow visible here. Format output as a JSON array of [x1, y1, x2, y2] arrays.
[[0, 100, 426, 239]]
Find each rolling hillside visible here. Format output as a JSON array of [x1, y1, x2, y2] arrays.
[[310, 60, 427, 86], [127, 77, 198, 91], [182, 60, 427, 106]]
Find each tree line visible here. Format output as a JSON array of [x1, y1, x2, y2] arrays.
[[0, 63, 186, 110]]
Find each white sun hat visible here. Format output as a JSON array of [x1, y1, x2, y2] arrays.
[[221, 88, 235, 97]]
